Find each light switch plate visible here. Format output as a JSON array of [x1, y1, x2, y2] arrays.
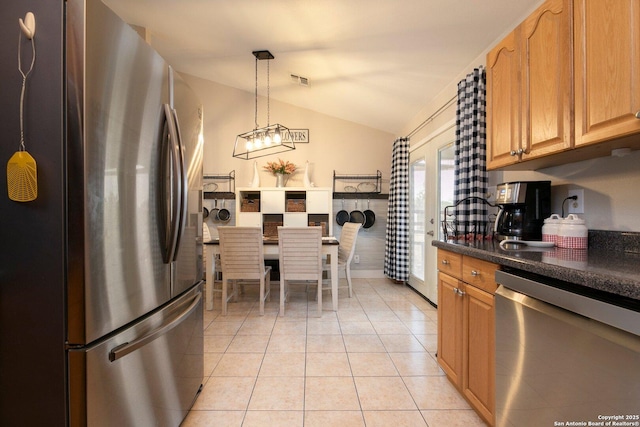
[[567, 189, 584, 214]]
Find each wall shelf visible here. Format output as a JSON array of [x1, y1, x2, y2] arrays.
[[203, 170, 235, 197], [333, 170, 382, 196]]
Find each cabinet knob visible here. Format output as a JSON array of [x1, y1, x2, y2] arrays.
[[454, 288, 466, 296], [517, 148, 525, 155], [441, 259, 450, 265], [470, 270, 480, 277], [510, 150, 517, 156], [635, 111, 640, 119]]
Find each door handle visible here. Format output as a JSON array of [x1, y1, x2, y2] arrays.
[[171, 107, 188, 262], [161, 103, 182, 264], [109, 292, 201, 362]]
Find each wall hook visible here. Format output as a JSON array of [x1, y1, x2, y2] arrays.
[[19, 12, 36, 39]]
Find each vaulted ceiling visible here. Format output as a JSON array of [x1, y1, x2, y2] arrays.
[[104, 0, 538, 134]]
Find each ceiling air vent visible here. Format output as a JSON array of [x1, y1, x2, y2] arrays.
[[290, 74, 309, 87]]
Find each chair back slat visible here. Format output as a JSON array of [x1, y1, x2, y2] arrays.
[[338, 222, 361, 263], [218, 226, 265, 280], [278, 227, 322, 280]]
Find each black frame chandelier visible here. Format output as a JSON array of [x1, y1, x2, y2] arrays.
[[233, 50, 294, 160]]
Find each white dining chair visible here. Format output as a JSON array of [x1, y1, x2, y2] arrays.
[[218, 226, 271, 315], [323, 222, 361, 298], [278, 226, 323, 317]]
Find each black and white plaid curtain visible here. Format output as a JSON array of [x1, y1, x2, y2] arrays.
[[454, 66, 488, 225], [384, 137, 410, 282]]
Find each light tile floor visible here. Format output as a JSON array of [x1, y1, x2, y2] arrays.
[[182, 278, 487, 427]]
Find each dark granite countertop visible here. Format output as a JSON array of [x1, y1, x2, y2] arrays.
[[432, 230, 640, 301]]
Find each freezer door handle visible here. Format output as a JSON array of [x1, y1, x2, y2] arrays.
[[108, 292, 201, 362], [160, 103, 183, 264], [171, 107, 188, 262]]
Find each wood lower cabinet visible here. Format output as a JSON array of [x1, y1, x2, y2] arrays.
[[437, 272, 463, 386], [462, 282, 495, 424], [437, 249, 497, 426]]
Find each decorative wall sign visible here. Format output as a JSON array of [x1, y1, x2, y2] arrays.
[[283, 129, 309, 144]]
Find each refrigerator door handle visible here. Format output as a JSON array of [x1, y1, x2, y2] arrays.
[[108, 291, 202, 362], [171, 107, 188, 262], [160, 103, 182, 263]]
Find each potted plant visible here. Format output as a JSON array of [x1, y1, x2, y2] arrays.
[[264, 159, 296, 187]]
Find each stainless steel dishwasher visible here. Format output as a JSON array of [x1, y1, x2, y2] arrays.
[[495, 269, 640, 427]]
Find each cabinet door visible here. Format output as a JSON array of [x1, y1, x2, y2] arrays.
[[236, 212, 261, 227], [521, 0, 573, 160], [306, 190, 330, 213], [283, 213, 308, 227], [487, 29, 521, 170], [437, 272, 463, 387], [261, 190, 285, 213], [462, 284, 495, 425], [575, 0, 640, 146]]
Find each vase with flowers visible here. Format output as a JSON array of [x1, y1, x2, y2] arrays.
[[264, 159, 296, 187]]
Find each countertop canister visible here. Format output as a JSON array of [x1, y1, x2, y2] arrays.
[[557, 214, 588, 249], [542, 213, 562, 246]]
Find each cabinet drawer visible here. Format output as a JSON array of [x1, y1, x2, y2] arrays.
[[438, 249, 462, 279], [462, 256, 498, 294]]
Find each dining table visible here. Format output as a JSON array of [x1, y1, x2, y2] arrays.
[[204, 236, 340, 312]]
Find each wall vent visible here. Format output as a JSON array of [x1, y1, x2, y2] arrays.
[[290, 74, 309, 87]]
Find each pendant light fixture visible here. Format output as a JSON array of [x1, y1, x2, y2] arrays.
[[233, 50, 294, 160]]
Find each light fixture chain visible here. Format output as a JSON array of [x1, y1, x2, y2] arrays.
[[267, 59, 270, 126], [254, 56, 259, 129]]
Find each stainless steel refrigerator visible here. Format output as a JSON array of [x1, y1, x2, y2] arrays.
[[1, 0, 203, 425]]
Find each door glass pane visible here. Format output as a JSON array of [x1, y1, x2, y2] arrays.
[[410, 159, 426, 281], [439, 143, 455, 240]]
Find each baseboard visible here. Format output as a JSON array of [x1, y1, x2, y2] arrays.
[[349, 269, 385, 278]]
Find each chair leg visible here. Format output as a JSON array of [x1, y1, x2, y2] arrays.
[[316, 277, 322, 318], [259, 276, 265, 316], [279, 277, 286, 317], [232, 280, 239, 302], [346, 265, 353, 298], [221, 278, 228, 315], [266, 271, 271, 302]]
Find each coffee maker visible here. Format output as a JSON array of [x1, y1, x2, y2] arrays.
[[494, 181, 551, 241]]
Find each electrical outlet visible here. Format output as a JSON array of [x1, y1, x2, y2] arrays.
[[353, 255, 360, 264], [567, 189, 584, 214]]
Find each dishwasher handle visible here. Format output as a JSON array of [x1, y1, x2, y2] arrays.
[[109, 292, 202, 362]]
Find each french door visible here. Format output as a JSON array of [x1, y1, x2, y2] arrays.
[[409, 124, 455, 305]]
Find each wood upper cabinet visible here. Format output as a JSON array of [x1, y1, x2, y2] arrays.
[[487, 29, 521, 169], [487, 0, 572, 170], [521, 0, 573, 160], [574, 0, 640, 146]]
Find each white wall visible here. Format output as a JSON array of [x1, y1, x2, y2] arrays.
[[183, 74, 394, 191], [495, 151, 640, 232]]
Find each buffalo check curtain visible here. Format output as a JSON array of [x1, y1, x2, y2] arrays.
[[384, 137, 410, 282], [454, 66, 488, 225]]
